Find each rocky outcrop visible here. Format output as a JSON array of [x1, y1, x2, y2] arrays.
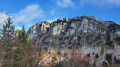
[[27, 21, 50, 36], [49, 16, 109, 35], [27, 16, 120, 47]]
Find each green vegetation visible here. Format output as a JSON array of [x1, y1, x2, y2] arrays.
[[87, 53, 90, 57], [114, 56, 120, 64], [17, 25, 29, 47], [1, 15, 120, 67], [2, 17, 15, 46], [103, 61, 108, 67], [106, 30, 114, 47], [105, 53, 112, 63], [95, 53, 99, 58], [92, 52, 94, 55], [0, 17, 34, 67], [36, 21, 51, 26]]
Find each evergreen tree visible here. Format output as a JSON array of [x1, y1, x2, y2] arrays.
[[21, 25, 27, 41], [17, 25, 27, 42], [2, 17, 15, 46], [1, 17, 17, 67], [17, 25, 28, 46]]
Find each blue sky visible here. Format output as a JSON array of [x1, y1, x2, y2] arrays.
[[0, 0, 120, 30]]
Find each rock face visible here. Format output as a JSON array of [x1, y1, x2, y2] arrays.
[[49, 16, 113, 35], [27, 16, 120, 47], [27, 21, 50, 36]]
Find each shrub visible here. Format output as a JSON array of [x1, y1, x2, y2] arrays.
[[103, 61, 108, 67], [116, 59, 120, 64], [95, 53, 99, 58], [92, 52, 94, 55], [105, 53, 112, 63], [87, 53, 90, 57], [57, 51, 61, 55], [55, 61, 64, 67], [114, 56, 117, 63]]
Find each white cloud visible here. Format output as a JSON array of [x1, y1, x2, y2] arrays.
[[13, 4, 44, 24], [57, 0, 75, 8], [106, 0, 120, 6], [47, 18, 58, 23], [47, 20, 54, 23], [0, 12, 22, 30], [27, 24, 34, 28], [80, 0, 120, 7], [0, 12, 9, 28], [50, 10, 55, 15], [15, 26, 22, 30]]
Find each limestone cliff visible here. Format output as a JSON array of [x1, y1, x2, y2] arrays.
[[27, 16, 120, 47]]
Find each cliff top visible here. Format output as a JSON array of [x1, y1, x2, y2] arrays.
[[30, 16, 117, 28]]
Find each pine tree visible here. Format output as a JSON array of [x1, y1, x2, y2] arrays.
[[1, 17, 16, 67], [22, 25, 27, 38], [17, 25, 28, 46], [17, 25, 27, 42], [2, 17, 15, 46], [21, 25, 27, 43]]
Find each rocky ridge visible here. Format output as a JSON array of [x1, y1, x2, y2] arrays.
[[27, 16, 120, 48]]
